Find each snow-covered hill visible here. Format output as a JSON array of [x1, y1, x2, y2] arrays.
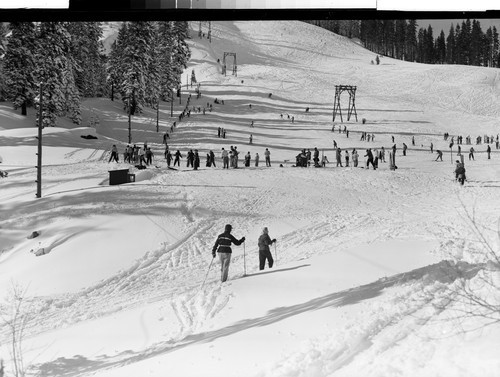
[[1, 20, 500, 377]]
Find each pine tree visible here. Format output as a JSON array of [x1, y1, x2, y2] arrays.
[[67, 22, 106, 98], [425, 25, 435, 63], [493, 26, 500, 67], [3, 22, 38, 115], [394, 20, 407, 60], [35, 22, 81, 127], [469, 20, 484, 66], [0, 23, 9, 101], [445, 24, 455, 64], [405, 20, 418, 62], [436, 30, 446, 64]]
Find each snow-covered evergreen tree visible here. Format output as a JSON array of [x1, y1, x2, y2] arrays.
[[35, 22, 81, 127], [67, 22, 107, 98], [3, 22, 37, 116], [0, 23, 9, 102]]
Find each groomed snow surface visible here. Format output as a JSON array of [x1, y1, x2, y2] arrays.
[[1, 20, 500, 377]]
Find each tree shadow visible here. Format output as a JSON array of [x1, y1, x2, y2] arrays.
[[35, 260, 483, 376]]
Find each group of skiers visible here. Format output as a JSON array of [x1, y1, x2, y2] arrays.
[[212, 224, 276, 282], [109, 144, 155, 166]]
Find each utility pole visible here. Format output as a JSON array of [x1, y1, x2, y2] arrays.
[[128, 94, 132, 144], [36, 83, 43, 198], [170, 89, 173, 117], [156, 99, 159, 133]]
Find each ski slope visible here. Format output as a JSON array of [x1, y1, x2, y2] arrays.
[[1, 20, 500, 377]]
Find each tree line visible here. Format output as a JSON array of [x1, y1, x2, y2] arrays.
[[0, 21, 190, 127], [306, 19, 500, 67]]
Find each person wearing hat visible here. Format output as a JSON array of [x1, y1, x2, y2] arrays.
[[212, 224, 246, 282], [258, 227, 276, 270]]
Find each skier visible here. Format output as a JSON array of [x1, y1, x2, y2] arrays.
[[174, 150, 182, 167], [166, 150, 172, 167], [249, 134, 253, 144], [258, 227, 276, 270], [321, 155, 329, 167], [244, 152, 251, 167], [255, 152, 260, 167], [365, 148, 376, 170], [187, 149, 194, 167], [430, 142, 434, 153], [487, 144, 491, 159], [469, 147, 475, 161], [336, 148, 343, 167], [435, 150, 443, 161], [402, 143, 408, 156], [265, 148, 271, 167], [345, 150, 350, 167], [352, 149, 359, 167], [212, 224, 246, 282], [193, 150, 200, 170], [145, 147, 154, 166], [222, 148, 229, 169], [454, 161, 466, 185], [210, 150, 216, 167], [108, 144, 119, 163]]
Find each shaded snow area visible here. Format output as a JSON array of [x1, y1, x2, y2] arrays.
[[1, 20, 500, 377]]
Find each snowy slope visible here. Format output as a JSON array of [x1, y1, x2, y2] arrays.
[[0, 20, 500, 377]]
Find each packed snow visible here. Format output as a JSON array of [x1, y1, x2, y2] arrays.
[[1, 20, 500, 377]]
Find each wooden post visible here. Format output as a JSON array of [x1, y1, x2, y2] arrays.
[[36, 83, 43, 198]]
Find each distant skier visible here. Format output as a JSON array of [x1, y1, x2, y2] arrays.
[[469, 147, 475, 161], [212, 224, 246, 282], [193, 150, 200, 170], [365, 148, 376, 170], [336, 148, 343, 167], [255, 152, 260, 167], [265, 148, 271, 167], [487, 144, 491, 159], [402, 143, 408, 156], [258, 227, 276, 270], [244, 152, 251, 167], [222, 148, 229, 169], [352, 149, 359, 167], [435, 150, 443, 161], [174, 150, 182, 167], [210, 150, 216, 167], [345, 150, 350, 167], [430, 143, 434, 153], [108, 144, 119, 163]]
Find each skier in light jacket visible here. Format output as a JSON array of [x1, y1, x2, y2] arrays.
[[258, 227, 276, 270]]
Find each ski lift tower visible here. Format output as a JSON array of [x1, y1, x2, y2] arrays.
[[332, 85, 358, 122], [222, 52, 237, 76]]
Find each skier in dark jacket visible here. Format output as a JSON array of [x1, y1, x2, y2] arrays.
[[212, 224, 246, 282], [365, 148, 376, 169], [174, 150, 182, 167], [258, 227, 276, 270]]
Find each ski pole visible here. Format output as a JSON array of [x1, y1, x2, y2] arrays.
[[274, 242, 278, 265], [243, 241, 247, 276], [200, 257, 215, 292]]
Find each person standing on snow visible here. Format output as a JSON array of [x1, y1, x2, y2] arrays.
[[469, 147, 475, 161], [255, 152, 260, 167], [222, 148, 229, 169], [108, 144, 119, 163], [212, 224, 246, 282], [174, 150, 182, 167], [258, 227, 276, 270], [265, 148, 271, 167], [352, 149, 359, 167]]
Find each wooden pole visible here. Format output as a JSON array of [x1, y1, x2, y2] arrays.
[[36, 83, 43, 198]]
